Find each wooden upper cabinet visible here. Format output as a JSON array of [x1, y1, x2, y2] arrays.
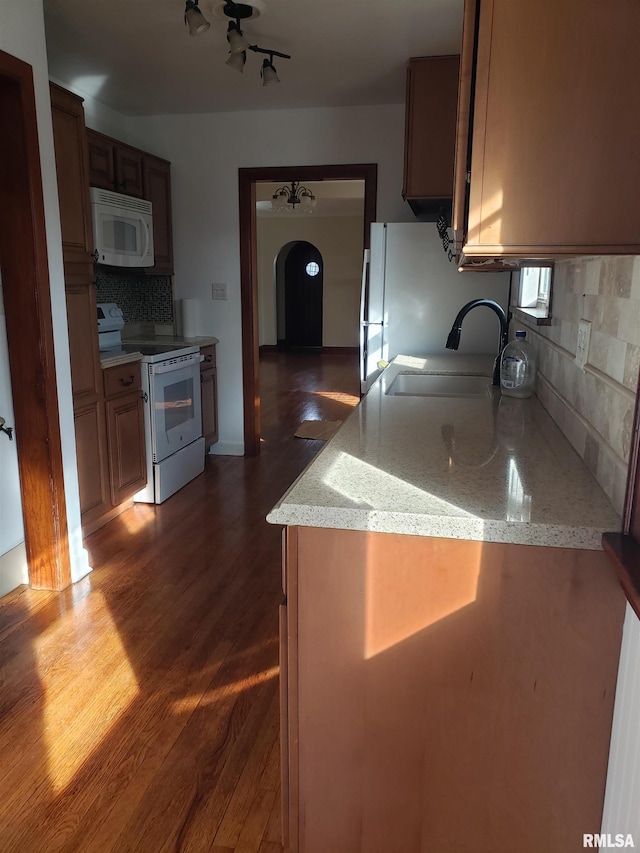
[[86, 128, 173, 273], [87, 129, 143, 197], [113, 144, 144, 197], [49, 83, 93, 274], [403, 55, 460, 218], [455, 0, 640, 262], [86, 131, 115, 191], [142, 155, 174, 274]]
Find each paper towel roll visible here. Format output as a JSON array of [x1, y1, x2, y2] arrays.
[[181, 298, 198, 338]]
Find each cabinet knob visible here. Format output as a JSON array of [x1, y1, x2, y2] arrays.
[[119, 375, 135, 387], [204, 354, 213, 362]]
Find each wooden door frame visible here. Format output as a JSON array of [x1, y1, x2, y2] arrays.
[[239, 163, 377, 456], [0, 49, 72, 590]]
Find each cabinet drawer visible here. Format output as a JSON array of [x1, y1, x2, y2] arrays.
[[199, 345, 216, 370], [103, 362, 142, 398]]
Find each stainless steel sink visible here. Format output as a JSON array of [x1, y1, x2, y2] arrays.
[[385, 372, 492, 398]]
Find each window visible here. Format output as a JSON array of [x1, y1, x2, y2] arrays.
[[305, 261, 320, 277], [513, 263, 554, 324]]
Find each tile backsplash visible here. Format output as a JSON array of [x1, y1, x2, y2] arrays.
[[94, 269, 174, 325], [513, 256, 640, 517]]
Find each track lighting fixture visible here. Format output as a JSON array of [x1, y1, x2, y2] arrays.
[[182, 0, 292, 86], [272, 181, 317, 212], [184, 0, 210, 35]]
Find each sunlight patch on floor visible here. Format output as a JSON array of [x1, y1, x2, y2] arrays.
[[313, 390, 360, 407], [39, 592, 139, 793], [171, 666, 279, 713]]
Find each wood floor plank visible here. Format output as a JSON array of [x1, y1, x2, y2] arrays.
[[234, 788, 278, 853], [0, 352, 359, 853], [212, 691, 280, 848]]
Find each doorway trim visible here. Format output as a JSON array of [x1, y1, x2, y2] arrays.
[[0, 49, 72, 589], [238, 163, 377, 456]]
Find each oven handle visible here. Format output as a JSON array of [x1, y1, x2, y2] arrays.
[[151, 356, 200, 375]]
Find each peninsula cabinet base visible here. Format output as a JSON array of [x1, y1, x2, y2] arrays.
[[281, 527, 626, 853]]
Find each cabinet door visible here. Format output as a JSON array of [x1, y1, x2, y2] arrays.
[[114, 145, 144, 197], [50, 83, 93, 272], [142, 155, 174, 273], [403, 56, 460, 210], [86, 129, 115, 191], [464, 0, 640, 258], [65, 285, 102, 404], [105, 392, 147, 504], [74, 400, 110, 520]]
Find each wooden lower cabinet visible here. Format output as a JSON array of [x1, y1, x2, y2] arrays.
[[200, 344, 218, 450], [74, 400, 110, 522], [103, 362, 147, 506], [282, 526, 626, 853]]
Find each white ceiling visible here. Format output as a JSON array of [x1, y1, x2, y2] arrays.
[[42, 0, 464, 116]]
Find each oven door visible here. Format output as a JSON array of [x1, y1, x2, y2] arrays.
[[149, 358, 202, 463]]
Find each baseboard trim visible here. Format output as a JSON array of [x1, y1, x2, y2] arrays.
[[207, 441, 245, 457], [0, 541, 28, 598]]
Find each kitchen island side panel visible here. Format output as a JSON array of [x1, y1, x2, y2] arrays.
[[289, 527, 625, 853]]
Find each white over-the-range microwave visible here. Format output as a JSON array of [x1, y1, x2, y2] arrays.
[[90, 187, 154, 267]]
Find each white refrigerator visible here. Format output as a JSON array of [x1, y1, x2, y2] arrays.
[[360, 222, 512, 392]]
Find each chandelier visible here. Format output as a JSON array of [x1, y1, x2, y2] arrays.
[[271, 181, 317, 213], [184, 0, 291, 86]]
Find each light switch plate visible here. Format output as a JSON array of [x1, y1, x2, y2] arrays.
[[211, 282, 227, 301], [575, 320, 591, 369]]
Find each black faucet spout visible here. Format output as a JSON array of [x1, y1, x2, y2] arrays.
[[445, 298, 509, 385]]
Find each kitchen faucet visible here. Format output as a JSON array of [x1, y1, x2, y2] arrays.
[[445, 299, 509, 385]]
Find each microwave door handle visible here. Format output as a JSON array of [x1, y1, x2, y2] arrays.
[[139, 213, 150, 262]]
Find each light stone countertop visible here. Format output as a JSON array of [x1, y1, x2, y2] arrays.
[[266, 354, 621, 550], [121, 334, 219, 347], [100, 351, 144, 369]]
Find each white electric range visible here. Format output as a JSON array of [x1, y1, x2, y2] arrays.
[[97, 304, 205, 504]]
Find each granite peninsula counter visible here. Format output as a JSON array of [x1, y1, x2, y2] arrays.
[[267, 353, 619, 550]]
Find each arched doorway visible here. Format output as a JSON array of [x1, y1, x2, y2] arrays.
[[277, 241, 323, 349]]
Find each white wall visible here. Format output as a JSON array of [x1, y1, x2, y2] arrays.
[[126, 103, 413, 455], [257, 215, 364, 348], [50, 75, 130, 140], [0, 0, 88, 583]]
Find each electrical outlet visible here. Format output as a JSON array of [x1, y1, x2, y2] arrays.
[[575, 319, 591, 369], [211, 282, 228, 301]]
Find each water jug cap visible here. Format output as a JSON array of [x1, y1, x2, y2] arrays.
[[515, 330, 527, 338]]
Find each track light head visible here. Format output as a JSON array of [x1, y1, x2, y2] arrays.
[[260, 56, 280, 85], [184, 0, 211, 35], [226, 50, 247, 73], [227, 20, 251, 53]]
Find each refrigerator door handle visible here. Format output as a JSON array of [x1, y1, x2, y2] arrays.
[[359, 248, 370, 327]]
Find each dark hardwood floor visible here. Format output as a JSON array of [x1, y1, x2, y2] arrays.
[[0, 350, 359, 853]]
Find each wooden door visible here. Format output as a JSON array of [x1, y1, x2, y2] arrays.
[[284, 242, 323, 349]]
